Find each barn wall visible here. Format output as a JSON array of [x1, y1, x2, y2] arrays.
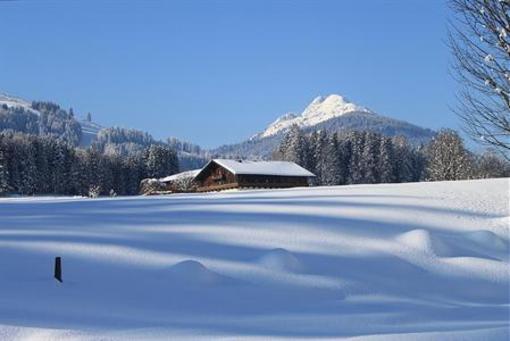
[[197, 162, 238, 191], [237, 174, 309, 188]]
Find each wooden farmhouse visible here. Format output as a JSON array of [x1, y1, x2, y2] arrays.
[[194, 159, 315, 192]]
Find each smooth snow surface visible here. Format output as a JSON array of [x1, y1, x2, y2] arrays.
[[256, 94, 372, 138], [198, 159, 316, 177], [0, 178, 509, 340]]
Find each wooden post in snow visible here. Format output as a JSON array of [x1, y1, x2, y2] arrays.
[[54, 257, 62, 283]]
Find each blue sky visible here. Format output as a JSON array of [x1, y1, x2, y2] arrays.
[[0, 0, 457, 148]]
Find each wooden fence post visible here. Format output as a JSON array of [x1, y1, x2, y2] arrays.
[[54, 257, 62, 283]]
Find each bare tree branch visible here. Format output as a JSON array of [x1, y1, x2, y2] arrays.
[[449, 0, 510, 159]]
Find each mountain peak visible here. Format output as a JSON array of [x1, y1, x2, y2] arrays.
[[257, 94, 372, 139]]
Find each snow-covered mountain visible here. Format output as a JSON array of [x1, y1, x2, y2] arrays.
[[254, 94, 372, 139], [213, 94, 435, 159]]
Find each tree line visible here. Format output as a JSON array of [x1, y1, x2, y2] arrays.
[[274, 125, 510, 186], [1, 125, 507, 197], [0, 131, 178, 197]]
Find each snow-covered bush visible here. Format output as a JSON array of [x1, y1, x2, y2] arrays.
[[88, 185, 101, 198], [139, 178, 166, 195], [172, 173, 197, 192]]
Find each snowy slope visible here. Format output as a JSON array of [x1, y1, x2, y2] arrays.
[[255, 94, 372, 139], [0, 92, 103, 147], [0, 93, 40, 115], [78, 119, 103, 147], [0, 179, 508, 340]]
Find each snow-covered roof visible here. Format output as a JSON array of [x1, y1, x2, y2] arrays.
[[197, 159, 315, 178], [160, 169, 201, 183]]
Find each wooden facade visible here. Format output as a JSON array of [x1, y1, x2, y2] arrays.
[[195, 160, 311, 192]]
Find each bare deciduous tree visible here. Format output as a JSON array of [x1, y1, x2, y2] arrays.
[[426, 129, 473, 181], [449, 0, 510, 158]]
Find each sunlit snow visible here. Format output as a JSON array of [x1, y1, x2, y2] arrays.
[[0, 178, 508, 340]]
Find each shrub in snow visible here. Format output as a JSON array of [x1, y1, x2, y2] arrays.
[[139, 178, 166, 195], [88, 185, 101, 198], [172, 174, 197, 192]]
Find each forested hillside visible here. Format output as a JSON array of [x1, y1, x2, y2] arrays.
[[0, 132, 178, 196], [0, 93, 208, 174], [0, 101, 82, 146]]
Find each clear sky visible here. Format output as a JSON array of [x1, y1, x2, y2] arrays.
[[0, 0, 458, 148]]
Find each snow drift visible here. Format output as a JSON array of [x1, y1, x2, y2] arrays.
[[0, 178, 508, 340]]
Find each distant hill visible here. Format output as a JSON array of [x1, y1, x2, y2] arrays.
[[0, 93, 82, 146], [0, 92, 208, 170], [79, 118, 103, 147]]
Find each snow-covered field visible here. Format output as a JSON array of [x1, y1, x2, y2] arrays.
[[0, 179, 508, 340]]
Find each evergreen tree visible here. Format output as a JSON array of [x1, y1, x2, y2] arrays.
[[71, 150, 89, 196], [18, 141, 37, 195], [124, 154, 146, 195], [86, 148, 102, 195], [337, 137, 351, 185], [283, 125, 309, 167], [360, 132, 380, 184], [52, 142, 70, 194], [393, 136, 414, 182], [32, 137, 51, 194], [307, 131, 319, 178], [322, 134, 342, 186], [0, 144, 9, 195], [99, 156, 114, 195], [349, 131, 366, 184], [273, 132, 291, 161], [379, 137, 396, 183], [312, 130, 328, 184], [145, 144, 179, 178]]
